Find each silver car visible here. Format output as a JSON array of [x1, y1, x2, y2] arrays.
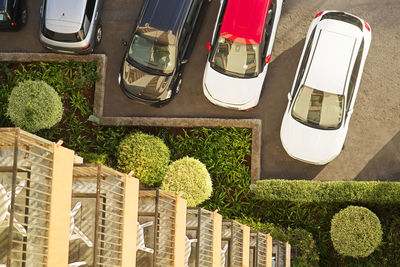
[[39, 0, 103, 54]]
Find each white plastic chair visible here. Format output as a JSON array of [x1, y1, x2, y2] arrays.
[[136, 221, 154, 254], [221, 243, 229, 267], [70, 202, 93, 247], [185, 236, 197, 267], [0, 181, 27, 237]]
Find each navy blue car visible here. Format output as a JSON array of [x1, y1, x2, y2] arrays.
[[119, 0, 208, 106], [0, 0, 26, 31]]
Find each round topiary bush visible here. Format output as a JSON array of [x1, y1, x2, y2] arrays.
[[7, 80, 63, 132], [117, 132, 170, 187], [330, 206, 382, 258], [161, 156, 212, 206]]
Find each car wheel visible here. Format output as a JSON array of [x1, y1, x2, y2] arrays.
[[21, 9, 27, 25], [95, 25, 103, 45]]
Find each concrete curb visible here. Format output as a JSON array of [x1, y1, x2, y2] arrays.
[[0, 52, 262, 183]]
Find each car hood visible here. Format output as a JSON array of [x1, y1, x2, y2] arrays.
[[280, 110, 346, 164], [122, 59, 172, 101], [203, 62, 265, 105]]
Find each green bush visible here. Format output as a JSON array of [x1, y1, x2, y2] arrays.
[[330, 206, 382, 258], [158, 127, 251, 216], [117, 132, 170, 186], [252, 180, 400, 204], [161, 157, 212, 206], [7, 80, 63, 132], [79, 152, 108, 165], [239, 217, 319, 266]]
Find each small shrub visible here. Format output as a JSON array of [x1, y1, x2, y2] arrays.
[[161, 157, 212, 206], [7, 80, 63, 132], [117, 132, 170, 186], [330, 206, 382, 258], [79, 152, 108, 165]]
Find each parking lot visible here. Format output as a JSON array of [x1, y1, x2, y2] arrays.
[[1, 0, 399, 181]]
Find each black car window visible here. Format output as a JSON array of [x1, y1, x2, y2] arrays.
[[292, 27, 317, 97], [178, 0, 201, 57], [85, 0, 96, 21], [346, 39, 364, 111], [261, 0, 275, 59]]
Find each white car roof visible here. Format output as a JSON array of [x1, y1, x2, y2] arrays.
[[45, 0, 87, 33], [305, 29, 356, 95]]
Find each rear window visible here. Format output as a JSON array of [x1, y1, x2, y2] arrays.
[[42, 27, 85, 42], [321, 12, 363, 30]]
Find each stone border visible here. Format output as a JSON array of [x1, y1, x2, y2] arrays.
[[99, 117, 262, 183], [0, 52, 262, 183]]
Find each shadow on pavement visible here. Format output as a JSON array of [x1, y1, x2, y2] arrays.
[[259, 38, 325, 180], [356, 131, 400, 181]]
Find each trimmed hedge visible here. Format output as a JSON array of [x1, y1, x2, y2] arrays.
[[331, 206, 382, 258], [161, 157, 212, 206], [7, 80, 63, 132], [252, 180, 400, 204], [117, 132, 170, 187], [79, 152, 108, 165]]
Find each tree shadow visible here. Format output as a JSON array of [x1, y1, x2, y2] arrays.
[[356, 131, 400, 181], [259, 39, 325, 180]]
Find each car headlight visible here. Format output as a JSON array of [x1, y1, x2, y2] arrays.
[[118, 73, 121, 84], [166, 89, 172, 99]]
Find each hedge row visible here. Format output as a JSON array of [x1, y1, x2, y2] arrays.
[[252, 180, 400, 204]]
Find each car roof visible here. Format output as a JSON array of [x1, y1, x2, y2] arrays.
[[139, 0, 190, 35], [219, 0, 271, 44], [305, 29, 357, 95], [0, 0, 7, 12], [45, 0, 87, 33]]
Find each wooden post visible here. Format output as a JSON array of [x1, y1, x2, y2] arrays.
[[242, 224, 250, 267], [121, 174, 139, 267], [47, 145, 74, 266], [174, 195, 187, 267], [266, 234, 272, 267], [285, 242, 291, 267], [212, 211, 222, 267]]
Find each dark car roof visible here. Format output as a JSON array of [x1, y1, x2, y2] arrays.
[[139, 0, 190, 35], [0, 0, 7, 12]]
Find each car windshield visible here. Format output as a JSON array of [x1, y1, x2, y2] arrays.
[[128, 30, 177, 75], [210, 36, 260, 78], [291, 85, 344, 129], [0, 12, 7, 21]]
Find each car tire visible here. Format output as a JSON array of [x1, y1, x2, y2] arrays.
[[21, 9, 27, 25], [95, 24, 103, 45]]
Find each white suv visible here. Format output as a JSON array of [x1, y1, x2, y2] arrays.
[[39, 0, 103, 54], [280, 11, 372, 165]]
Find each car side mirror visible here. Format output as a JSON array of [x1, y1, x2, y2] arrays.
[[207, 41, 211, 51], [181, 59, 189, 65], [121, 39, 128, 47], [265, 55, 271, 64], [287, 92, 292, 101], [347, 109, 354, 116]]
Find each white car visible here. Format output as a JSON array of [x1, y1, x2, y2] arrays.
[[203, 0, 282, 110], [280, 11, 371, 165]]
